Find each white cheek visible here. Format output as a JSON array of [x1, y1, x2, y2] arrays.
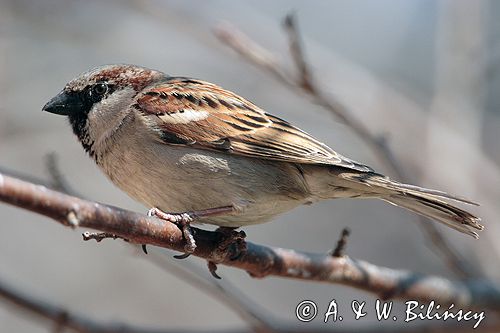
[[159, 109, 209, 124], [87, 87, 136, 144]]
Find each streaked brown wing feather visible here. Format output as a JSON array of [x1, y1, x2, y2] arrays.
[[135, 77, 373, 172]]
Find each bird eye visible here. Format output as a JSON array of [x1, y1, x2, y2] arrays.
[[92, 82, 108, 96]]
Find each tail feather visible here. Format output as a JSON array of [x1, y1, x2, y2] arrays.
[[387, 182, 480, 206], [338, 172, 483, 238], [383, 193, 483, 239]]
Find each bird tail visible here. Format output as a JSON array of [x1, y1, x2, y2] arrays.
[[339, 173, 484, 238], [382, 191, 483, 239]]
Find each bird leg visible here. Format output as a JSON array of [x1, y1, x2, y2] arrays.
[[146, 205, 235, 258]]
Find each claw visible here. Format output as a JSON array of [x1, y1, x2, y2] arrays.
[[141, 244, 148, 254], [146, 207, 197, 254], [173, 253, 191, 259], [178, 216, 196, 254], [207, 261, 222, 279]]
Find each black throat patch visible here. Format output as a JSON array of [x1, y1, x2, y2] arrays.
[[68, 112, 94, 157], [66, 90, 95, 158]]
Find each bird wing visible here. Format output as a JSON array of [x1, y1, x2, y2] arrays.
[[135, 77, 373, 172]]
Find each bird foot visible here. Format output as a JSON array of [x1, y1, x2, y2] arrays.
[[147, 207, 196, 256], [146, 205, 235, 259], [216, 226, 247, 261]]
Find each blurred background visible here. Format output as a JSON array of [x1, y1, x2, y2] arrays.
[[1, 0, 499, 331]]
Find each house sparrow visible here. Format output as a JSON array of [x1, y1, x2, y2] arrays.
[[42, 64, 483, 253]]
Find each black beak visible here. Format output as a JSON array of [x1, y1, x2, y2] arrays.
[[42, 91, 83, 116]]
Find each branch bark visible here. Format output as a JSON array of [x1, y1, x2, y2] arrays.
[[1, 172, 499, 313]]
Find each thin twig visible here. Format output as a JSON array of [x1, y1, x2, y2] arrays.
[[214, 14, 476, 279], [283, 13, 314, 92], [45, 153, 75, 194], [331, 228, 350, 258], [1, 172, 499, 312]]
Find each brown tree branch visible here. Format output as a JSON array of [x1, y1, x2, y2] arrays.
[[213, 14, 477, 279], [1, 172, 499, 314]]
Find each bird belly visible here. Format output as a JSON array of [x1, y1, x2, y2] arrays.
[[99, 140, 310, 227]]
